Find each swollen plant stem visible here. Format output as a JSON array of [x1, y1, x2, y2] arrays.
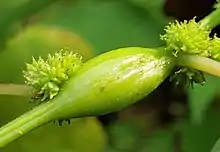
[[199, 7, 220, 29], [0, 101, 56, 147], [177, 53, 220, 77], [0, 83, 31, 97]]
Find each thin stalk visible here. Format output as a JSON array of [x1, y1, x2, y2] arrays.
[[0, 100, 56, 147], [0, 83, 31, 97], [199, 6, 220, 29], [177, 53, 220, 77]]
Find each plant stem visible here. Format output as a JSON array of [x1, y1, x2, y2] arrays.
[[0, 101, 56, 147], [177, 53, 220, 77], [199, 6, 220, 29], [0, 83, 31, 97]]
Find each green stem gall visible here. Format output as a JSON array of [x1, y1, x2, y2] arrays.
[[0, 47, 175, 147], [51, 47, 175, 119]]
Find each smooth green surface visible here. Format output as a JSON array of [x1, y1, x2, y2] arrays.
[[53, 47, 175, 119]]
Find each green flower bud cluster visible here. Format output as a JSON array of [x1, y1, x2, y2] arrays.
[[23, 48, 83, 101], [170, 67, 205, 88], [209, 36, 220, 60], [161, 19, 220, 61]]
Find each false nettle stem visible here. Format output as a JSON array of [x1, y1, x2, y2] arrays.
[[177, 53, 220, 77], [199, 6, 220, 29], [0, 83, 31, 97], [0, 101, 56, 147]]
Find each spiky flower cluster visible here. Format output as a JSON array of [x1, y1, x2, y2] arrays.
[[209, 36, 220, 61], [170, 67, 205, 88], [161, 18, 220, 86], [161, 18, 220, 62], [23, 48, 83, 101], [161, 19, 211, 57]]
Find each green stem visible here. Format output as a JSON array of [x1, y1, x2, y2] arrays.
[[0, 101, 56, 147], [0, 83, 31, 97], [177, 53, 220, 77], [199, 6, 220, 29]]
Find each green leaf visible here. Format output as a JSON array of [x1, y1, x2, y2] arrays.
[[38, 0, 170, 54], [0, 0, 58, 51], [108, 122, 140, 150], [188, 74, 220, 124], [181, 108, 220, 152], [106, 122, 173, 152], [124, 0, 172, 25], [139, 129, 174, 152], [211, 137, 220, 152]]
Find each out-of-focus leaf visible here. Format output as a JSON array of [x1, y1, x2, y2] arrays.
[[211, 137, 220, 152], [138, 129, 173, 152], [0, 0, 58, 51], [188, 74, 220, 124], [0, 25, 94, 83], [106, 122, 173, 152], [181, 108, 220, 152], [2, 115, 107, 152], [108, 122, 140, 150], [125, 0, 172, 26], [37, 0, 169, 54]]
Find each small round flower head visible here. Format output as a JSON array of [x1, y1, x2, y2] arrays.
[[23, 48, 83, 101], [161, 19, 211, 57]]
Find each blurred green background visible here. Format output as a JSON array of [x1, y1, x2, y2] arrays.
[[1, 0, 220, 151]]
